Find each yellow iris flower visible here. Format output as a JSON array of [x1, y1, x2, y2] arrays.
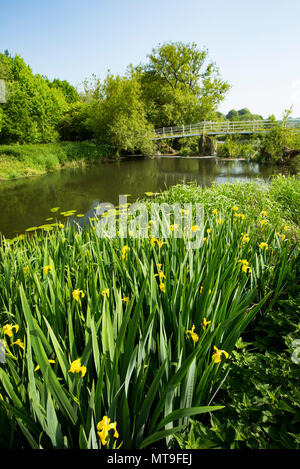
[[101, 288, 110, 298], [11, 339, 24, 350], [258, 219, 268, 227], [186, 325, 199, 344], [201, 318, 211, 330], [212, 345, 229, 364], [3, 324, 19, 338], [34, 359, 55, 372], [155, 271, 166, 280], [241, 233, 250, 244], [68, 358, 87, 378], [121, 245, 130, 260], [43, 265, 51, 275], [72, 289, 85, 302], [238, 259, 251, 273], [97, 416, 119, 446]]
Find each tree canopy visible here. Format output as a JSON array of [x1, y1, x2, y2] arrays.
[[0, 52, 69, 143], [132, 41, 230, 127], [226, 108, 264, 121], [0, 43, 231, 155], [90, 74, 155, 156]]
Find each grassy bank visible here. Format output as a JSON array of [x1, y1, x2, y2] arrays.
[[0, 142, 116, 180], [150, 175, 300, 230], [0, 177, 299, 449]]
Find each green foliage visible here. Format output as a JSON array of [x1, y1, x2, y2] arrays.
[[0, 53, 68, 144], [226, 108, 264, 121], [258, 122, 296, 163], [133, 41, 230, 127], [0, 142, 115, 179], [46, 78, 80, 104], [175, 295, 300, 449], [175, 137, 199, 156], [254, 109, 300, 163], [91, 74, 155, 156], [0, 178, 298, 448], [155, 175, 300, 230], [155, 177, 300, 450], [217, 136, 257, 159], [1, 44, 230, 151], [217, 137, 240, 158], [57, 102, 94, 141]]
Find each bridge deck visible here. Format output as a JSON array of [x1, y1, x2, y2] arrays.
[[153, 118, 300, 140]]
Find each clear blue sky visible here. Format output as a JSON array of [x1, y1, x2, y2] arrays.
[[1, 0, 300, 118]]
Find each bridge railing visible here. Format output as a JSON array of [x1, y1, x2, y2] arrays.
[[153, 118, 300, 139]]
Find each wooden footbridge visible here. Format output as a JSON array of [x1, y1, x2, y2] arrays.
[[153, 118, 300, 140]]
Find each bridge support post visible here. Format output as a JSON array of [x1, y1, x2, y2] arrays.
[[198, 135, 217, 156]]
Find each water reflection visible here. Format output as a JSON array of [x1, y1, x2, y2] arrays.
[[0, 156, 298, 238]]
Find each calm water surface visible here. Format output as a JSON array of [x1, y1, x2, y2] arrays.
[[0, 156, 298, 238]]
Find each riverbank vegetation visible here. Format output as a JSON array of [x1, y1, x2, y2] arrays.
[[0, 142, 115, 179], [1, 45, 299, 179], [0, 43, 229, 149], [159, 111, 300, 163], [0, 176, 299, 449], [215, 112, 300, 163]]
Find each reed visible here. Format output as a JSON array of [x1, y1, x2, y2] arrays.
[[0, 197, 298, 448]]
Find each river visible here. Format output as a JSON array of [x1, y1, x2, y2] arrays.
[[0, 156, 298, 238]]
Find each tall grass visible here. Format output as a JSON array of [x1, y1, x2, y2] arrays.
[[0, 189, 298, 448], [0, 142, 116, 179], [154, 175, 300, 227]]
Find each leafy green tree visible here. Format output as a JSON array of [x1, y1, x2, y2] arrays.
[[226, 108, 264, 121], [0, 52, 67, 143], [259, 118, 292, 163], [81, 74, 102, 103], [46, 78, 80, 104], [57, 102, 93, 141], [91, 74, 155, 157], [132, 41, 230, 127], [226, 109, 239, 121]]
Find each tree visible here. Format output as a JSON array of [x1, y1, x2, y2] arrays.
[[91, 74, 155, 157], [226, 109, 239, 121], [57, 102, 93, 141], [46, 78, 80, 104], [258, 110, 298, 163], [132, 41, 230, 127], [0, 53, 68, 144], [226, 108, 264, 121]]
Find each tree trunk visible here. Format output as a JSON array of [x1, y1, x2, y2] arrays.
[[282, 147, 300, 159]]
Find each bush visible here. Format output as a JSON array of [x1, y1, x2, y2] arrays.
[[217, 137, 257, 159], [175, 294, 300, 449], [0, 142, 116, 179]]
